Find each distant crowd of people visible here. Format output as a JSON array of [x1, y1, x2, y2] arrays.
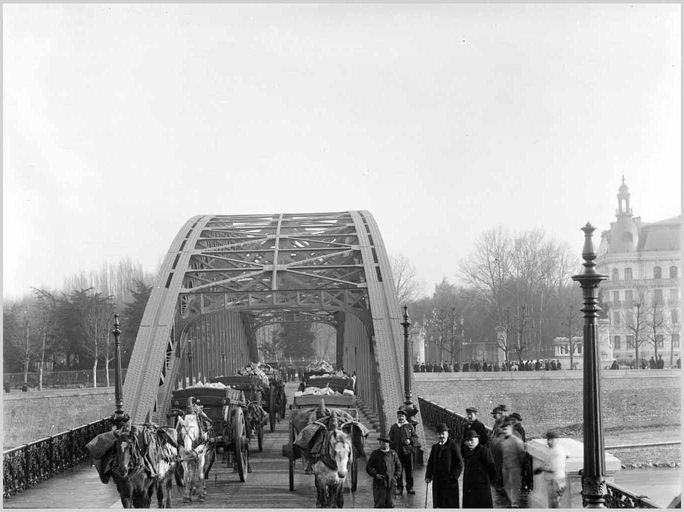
[[366, 404, 568, 509], [414, 359, 565, 373], [610, 354, 680, 370]]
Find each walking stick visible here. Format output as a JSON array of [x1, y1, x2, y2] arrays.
[[424, 481, 429, 508]]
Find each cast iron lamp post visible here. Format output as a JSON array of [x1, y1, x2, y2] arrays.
[[572, 223, 608, 508], [111, 314, 129, 427], [400, 306, 418, 418]]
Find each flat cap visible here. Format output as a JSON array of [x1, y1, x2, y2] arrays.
[[465, 407, 478, 414]]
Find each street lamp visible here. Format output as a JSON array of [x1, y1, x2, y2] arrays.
[[111, 315, 129, 427], [400, 306, 418, 418], [572, 223, 608, 508]]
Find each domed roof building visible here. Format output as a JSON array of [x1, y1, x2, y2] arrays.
[[596, 179, 681, 368]]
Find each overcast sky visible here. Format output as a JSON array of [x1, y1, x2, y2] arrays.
[[3, 3, 681, 300]]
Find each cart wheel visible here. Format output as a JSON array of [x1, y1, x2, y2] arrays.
[[288, 421, 295, 491], [269, 387, 276, 432], [233, 406, 248, 482], [257, 423, 264, 452]]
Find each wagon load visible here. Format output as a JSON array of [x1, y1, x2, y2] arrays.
[[210, 374, 269, 452], [236, 362, 270, 387]]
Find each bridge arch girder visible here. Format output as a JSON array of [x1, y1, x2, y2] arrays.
[[122, 211, 417, 439]]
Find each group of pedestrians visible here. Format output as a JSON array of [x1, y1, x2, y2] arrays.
[[414, 359, 565, 373], [366, 404, 568, 509]]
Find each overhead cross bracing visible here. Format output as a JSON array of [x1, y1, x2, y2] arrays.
[[122, 211, 424, 445]]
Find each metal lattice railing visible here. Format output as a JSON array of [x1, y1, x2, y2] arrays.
[[603, 482, 659, 508], [3, 417, 113, 498]]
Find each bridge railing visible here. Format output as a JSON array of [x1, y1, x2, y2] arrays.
[[3, 417, 113, 498], [417, 397, 661, 509]]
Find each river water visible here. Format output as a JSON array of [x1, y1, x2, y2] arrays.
[[613, 468, 681, 507]]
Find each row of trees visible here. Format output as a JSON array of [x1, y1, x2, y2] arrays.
[[3, 258, 154, 388], [404, 227, 583, 364]]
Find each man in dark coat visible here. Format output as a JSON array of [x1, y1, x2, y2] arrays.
[[388, 408, 419, 495], [425, 423, 463, 508], [462, 429, 497, 508], [509, 412, 526, 442], [366, 435, 402, 508], [465, 407, 488, 447]]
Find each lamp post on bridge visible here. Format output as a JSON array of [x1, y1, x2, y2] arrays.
[[572, 223, 608, 508], [400, 306, 418, 418], [111, 314, 129, 427]]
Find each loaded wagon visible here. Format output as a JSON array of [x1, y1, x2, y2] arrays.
[[210, 375, 268, 452], [169, 385, 251, 482], [283, 393, 363, 492]]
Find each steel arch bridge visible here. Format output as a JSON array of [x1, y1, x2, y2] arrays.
[[123, 211, 423, 440]]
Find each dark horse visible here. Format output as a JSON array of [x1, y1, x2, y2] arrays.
[[87, 422, 178, 508]]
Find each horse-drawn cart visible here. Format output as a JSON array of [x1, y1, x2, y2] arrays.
[[210, 375, 268, 453], [283, 393, 365, 493], [170, 385, 251, 482]]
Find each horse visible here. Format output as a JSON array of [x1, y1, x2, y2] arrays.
[[174, 398, 216, 503], [311, 423, 353, 508], [290, 400, 368, 473]]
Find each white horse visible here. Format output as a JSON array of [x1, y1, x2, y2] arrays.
[[175, 412, 214, 503], [312, 427, 353, 508]]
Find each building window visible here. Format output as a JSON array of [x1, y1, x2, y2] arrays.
[[670, 266, 678, 279], [613, 336, 621, 349], [613, 311, 621, 326], [653, 266, 662, 279], [653, 289, 663, 305], [626, 310, 634, 326], [612, 291, 620, 304], [670, 289, 679, 304], [625, 289, 633, 304], [624, 268, 633, 281], [656, 334, 664, 348], [627, 335, 635, 348], [673, 334, 680, 348], [672, 310, 679, 324], [612, 268, 619, 281]]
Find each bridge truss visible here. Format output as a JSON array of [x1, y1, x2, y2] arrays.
[[123, 211, 422, 439]]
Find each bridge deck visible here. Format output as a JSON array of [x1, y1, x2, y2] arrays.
[[4, 383, 436, 509]]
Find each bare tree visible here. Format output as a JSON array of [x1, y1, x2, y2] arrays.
[[31, 288, 58, 390], [624, 287, 648, 369], [644, 292, 666, 363], [389, 253, 424, 307]]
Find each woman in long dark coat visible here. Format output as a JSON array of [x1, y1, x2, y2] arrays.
[[425, 423, 463, 508], [462, 429, 498, 508]]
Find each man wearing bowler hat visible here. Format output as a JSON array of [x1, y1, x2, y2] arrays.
[[462, 429, 497, 508], [366, 435, 402, 508], [509, 412, 526, 442], [389, 408, 419, 495], [465, 407, 488, 446], [425, 423, 463, 508]]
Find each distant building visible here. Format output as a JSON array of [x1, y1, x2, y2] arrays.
[[553, 320, 613, 369], [596, 179, 681, 367]]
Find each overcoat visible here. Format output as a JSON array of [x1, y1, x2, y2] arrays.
[[462, 443, 497, 508], [426, 438, 463, 508]]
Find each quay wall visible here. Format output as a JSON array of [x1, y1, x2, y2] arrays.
[[414, 370, 682, 438], [3, 388, 114, 449]]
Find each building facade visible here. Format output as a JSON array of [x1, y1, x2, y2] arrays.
[[596, 179, 681, 367]]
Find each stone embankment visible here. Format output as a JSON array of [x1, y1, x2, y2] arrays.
[[414, 369, 681, 470]]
